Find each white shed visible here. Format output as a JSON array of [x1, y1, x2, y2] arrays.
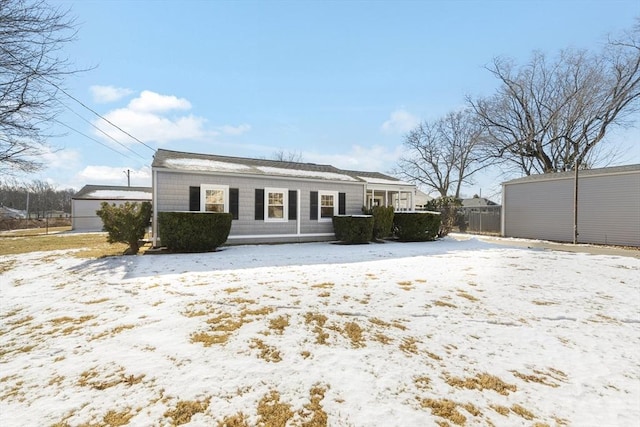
[[71, 185, 152, 232], [502, 164, 640, 247]]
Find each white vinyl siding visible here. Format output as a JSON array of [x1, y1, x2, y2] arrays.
[[503, 169, 640, 247]]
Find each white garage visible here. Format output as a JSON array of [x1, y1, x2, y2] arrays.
[[71, 185, 152, 232], [502, 164, 640, 247]]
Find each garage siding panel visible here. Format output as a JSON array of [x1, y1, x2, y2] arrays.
[[503, 169, 640, 247]]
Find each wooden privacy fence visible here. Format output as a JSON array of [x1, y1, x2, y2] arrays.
[[461, 206, 501, 234]]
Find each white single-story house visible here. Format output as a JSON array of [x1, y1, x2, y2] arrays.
[[151, 149, 416, 245], [71, 185, 152, 232], [501, 164, 640, 247]]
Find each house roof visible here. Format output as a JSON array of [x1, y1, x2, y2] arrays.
[[72, 185, 152, 200], [152, 149, 411, 185], [461, 197, 499, 208], [503, 164, 640, 185]]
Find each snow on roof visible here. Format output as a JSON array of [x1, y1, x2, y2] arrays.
[[165, 158, 252, 173], [357, 176, 412, 185], [257, 166, 358, 182], [85, 190, 152, 200]]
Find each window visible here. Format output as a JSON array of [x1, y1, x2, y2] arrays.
[[200, 185, 229, 213], [265, 188, 288, 221], [318, 191, 338, 221]]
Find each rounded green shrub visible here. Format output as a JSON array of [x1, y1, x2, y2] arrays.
[[158, 212, 232, 252], [332, 215, 374, 244], [393, 212, 441, 242], [363, 205, 395, 241]]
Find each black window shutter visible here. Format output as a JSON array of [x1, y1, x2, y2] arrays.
[[288, 190, 297, 220], [230, 188, 239, 220], [255, 189, 264, 220], [189, 186, 200, 211], [310, 191, 318, 220], [338, 192, 346, 215]]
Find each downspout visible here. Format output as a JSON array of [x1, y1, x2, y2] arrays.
[[500, 183, 506, 237], [152, 169, 158, 247], [296, 189, 301, 235]]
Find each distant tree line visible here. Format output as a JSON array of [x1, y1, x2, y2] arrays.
[[0, 179, 75, 218]]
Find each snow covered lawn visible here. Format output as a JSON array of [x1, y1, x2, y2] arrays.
[[1, 237, 639, 426]]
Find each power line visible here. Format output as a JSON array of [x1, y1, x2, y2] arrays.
[[58, 101, 147, 160], [1, 45, 156, 153], [53, 119, 140, 161]]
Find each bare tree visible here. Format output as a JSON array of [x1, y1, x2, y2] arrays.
[[0, 0, 79, 174], [272, 149, 304, 163], [469, 22, 640, 175], [395, 109, 487, 198]]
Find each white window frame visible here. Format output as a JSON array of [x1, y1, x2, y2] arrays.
[[265, 187, 288, 222], [201, 184, 229, 213], [318, 190, 338, 222]]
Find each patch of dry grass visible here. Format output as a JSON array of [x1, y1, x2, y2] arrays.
[[511, 403, 535, 420], [90, 324, 136, 341], [77, 367, 145, 391], [445, 372, 517, 396], [400, 337, 420, 355], [0, 231, 146, 258], [342, 321, 365, 348], [164, 398, 210, 426], [397, 281, 413, 291], [434, 300, 458, 309], [257, 390, 294, 427], [414, 376, 431, 390], [250, 339, 282, 362], [103, 409, 135, 426], [305, 312, 329, 345], [299, 385, 328, 427], [218, 412, 250, 427], [456, 290, 479, 302], [420, 398, 466, 426], [268, 315, 290, 335], [311, 282, 334, 289]]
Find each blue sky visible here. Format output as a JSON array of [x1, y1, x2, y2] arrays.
[[30, 0, 640, 200]]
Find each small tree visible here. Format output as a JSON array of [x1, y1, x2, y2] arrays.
[[425, 197, 462, 238], [96, 201, 152, 255]]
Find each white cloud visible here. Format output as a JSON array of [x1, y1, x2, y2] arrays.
[[307, 144, 404, 173], [128, 90, 191, 113], [92, 90, 250, 146], [381, 109, 420, 134], [76, 165, 151, 187], [90, 85, 134, 103]]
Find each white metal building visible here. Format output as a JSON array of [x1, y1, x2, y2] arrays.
[[71, 185, 152, 232], [501, 164, 640, 247]]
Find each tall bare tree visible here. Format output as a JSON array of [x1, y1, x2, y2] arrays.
[[0, 0, 78, 174], [469, 22, 640, 175], [395, 109, 487, 198], [272, 149, 304, 163]]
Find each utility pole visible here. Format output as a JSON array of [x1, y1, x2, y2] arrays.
[[573, 159, 579, 245], [124, 169, 131, 187]]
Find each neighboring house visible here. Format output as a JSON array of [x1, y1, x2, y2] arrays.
[[412, 189, 433, 211], [461, 196, 499, 211], [0, 206, 27, 219], [71, 185, 152, 232], [502, 164, 640, 247], [151, 149, 416, 245]]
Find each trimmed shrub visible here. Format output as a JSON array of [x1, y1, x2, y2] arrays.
[[158, 212, 232, 252], [96, 201, 152, 255], [363, 205, 395, 241], [393, 212, 441, 242], [332, 215, 374, 244]]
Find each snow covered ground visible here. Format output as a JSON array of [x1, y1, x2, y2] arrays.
[[1, 237, 639, 426]]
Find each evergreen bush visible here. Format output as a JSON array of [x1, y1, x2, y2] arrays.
[[332, 215, 374, 244], [363, 205, 395, 241], [96, 201, 152, 255], [158, 212, 232, 252], [393, 212, 441, 242]]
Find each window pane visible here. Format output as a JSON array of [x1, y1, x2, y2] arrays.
[[269, 206, 284, 218], [269, 193, 283, 205], [205, 189, 224, 212], [205, 203, 224, 212], [321, 206, 333, 218], [267, 191, 285, 219], [321, 195, 334, 207]]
